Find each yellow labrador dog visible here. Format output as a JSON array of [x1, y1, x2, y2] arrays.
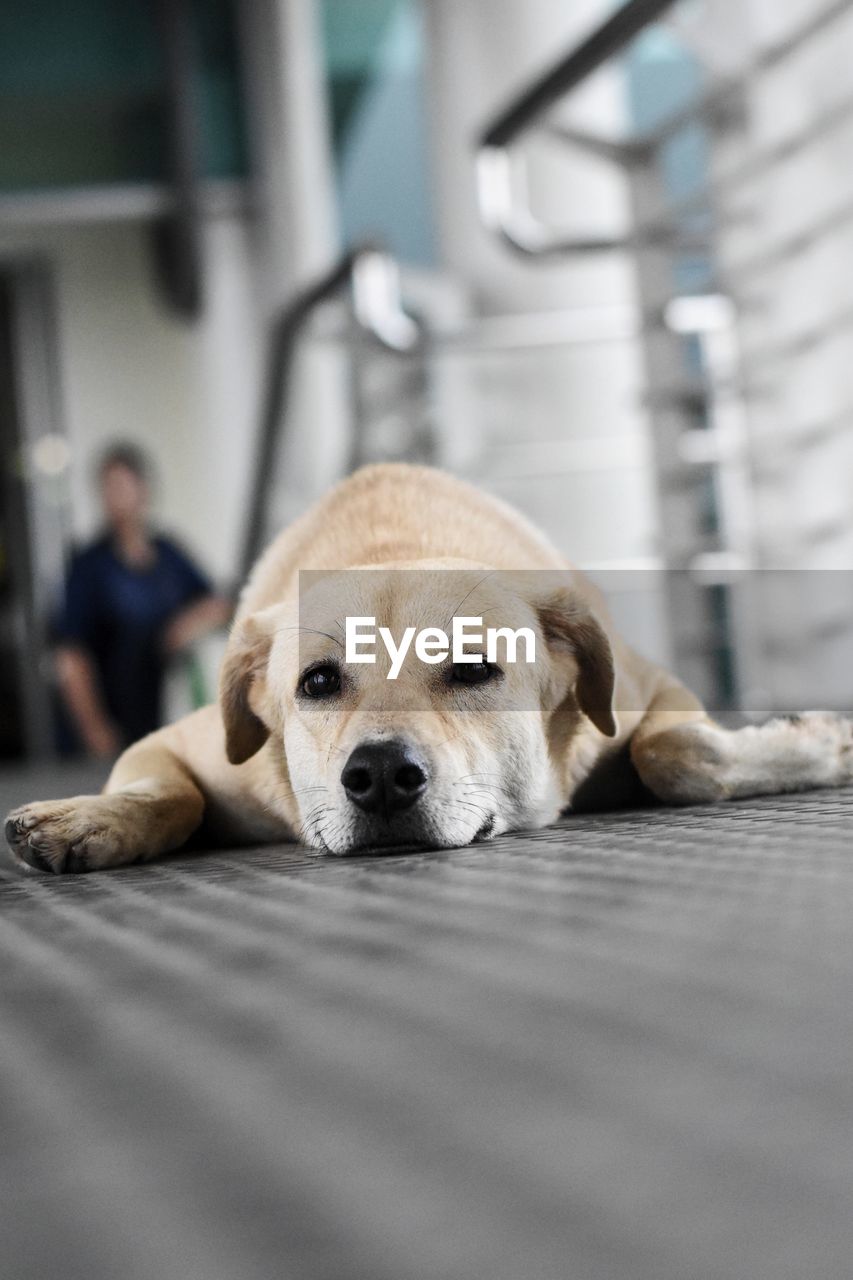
[[6, 464, 852, 873]]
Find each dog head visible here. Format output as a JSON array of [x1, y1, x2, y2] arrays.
[[219, 567, 616, 854]]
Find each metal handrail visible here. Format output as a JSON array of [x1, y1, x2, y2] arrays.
[[240, 245, 422, 579], [475, 0, 853, 260], [478, 0, 678, 150], [475, 0, 679, 257]]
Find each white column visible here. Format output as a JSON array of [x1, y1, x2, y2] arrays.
[[423, 0, 635, 310], [422, 0, 665, 662], [239, 0, 339, 296], [238, 0, 351, 517]]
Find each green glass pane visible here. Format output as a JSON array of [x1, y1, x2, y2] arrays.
[[0, 0, 247, 191]]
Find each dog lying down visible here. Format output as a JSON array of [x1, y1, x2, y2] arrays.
[[6, 464, 853, 874]]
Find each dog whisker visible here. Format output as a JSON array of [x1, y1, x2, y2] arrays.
[[444, 571, 498, 629], [461, 787, 506, 805], [299, 803, 331, 840], [275, 624, 345, 651], [456, 777, 517, 803], [458, 773, 509, 783], [451, 799, 491, 823]]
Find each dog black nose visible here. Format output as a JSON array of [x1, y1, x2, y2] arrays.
[[341, 740, 428, 816]]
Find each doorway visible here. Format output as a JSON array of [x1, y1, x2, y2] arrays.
[[0, 265, 66, 760]]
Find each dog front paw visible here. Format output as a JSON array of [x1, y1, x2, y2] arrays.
[[5, 796, 133, 874]]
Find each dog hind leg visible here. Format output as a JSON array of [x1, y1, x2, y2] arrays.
[[630, 698, 853, 805]]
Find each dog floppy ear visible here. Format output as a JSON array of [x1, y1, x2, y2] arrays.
[[219, 609, 277, 765], [537, 588, 618, 738]]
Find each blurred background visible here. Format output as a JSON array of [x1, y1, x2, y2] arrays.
[[2, 0, 852, 764]]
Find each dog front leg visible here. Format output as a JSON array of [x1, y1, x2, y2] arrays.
[[5, 734, 205, 875]]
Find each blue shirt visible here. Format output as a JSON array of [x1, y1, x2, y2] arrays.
[[56, 533, 212, 745]]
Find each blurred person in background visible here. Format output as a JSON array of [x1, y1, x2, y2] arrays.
[[55, 443, 231, 759]]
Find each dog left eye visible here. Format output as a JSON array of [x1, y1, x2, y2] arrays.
[[449, 659, 498, 686], [300, 664, 342, 698]]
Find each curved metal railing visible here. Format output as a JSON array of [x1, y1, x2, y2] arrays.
[[240, 244, 422, 579], [475, 0, 679, 257]]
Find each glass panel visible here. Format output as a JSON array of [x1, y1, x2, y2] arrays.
[[0, 0, 247, 191], [320, 0, 436, 266]]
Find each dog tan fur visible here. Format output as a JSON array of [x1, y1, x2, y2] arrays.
[[6, 464, 853, 873]]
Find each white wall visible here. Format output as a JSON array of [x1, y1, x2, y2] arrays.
[[719, 0, 853, 573], [711, 0, 853, 710], [422, 0, 659, 565], [422, 0, 667, 664], [0, 214, 263, 586], [1, 0, 348, 585]]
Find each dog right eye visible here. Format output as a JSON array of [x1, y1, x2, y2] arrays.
[[449, 659, 499, 686], [300, 664, 342, 698]]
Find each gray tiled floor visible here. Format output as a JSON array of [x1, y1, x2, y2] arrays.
[[1, 766, 852, 1280]]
